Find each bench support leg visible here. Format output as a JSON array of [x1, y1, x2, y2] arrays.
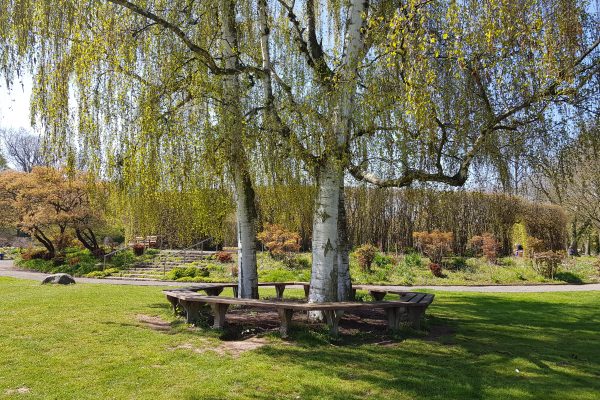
[[385, 307, 406, 331], [303, 284, 310, 298], [166, 295, 179, 315], [232, 286, 239, 298], [275, 284, 286, 300], [180, 300, 203, 324], [205, 287, 224, 296], [277, 308, 294, 338], [324, 310, 344, 337], [351, 289, 357, 300], [210, 303, 229, 329], [370, 291, 386, 301], [408, 307, 425, 330]]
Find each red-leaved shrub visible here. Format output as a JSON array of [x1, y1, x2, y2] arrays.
[[429, 263, 444, 277], [469, 233, 499, 263], [413, 230, 453, 264], [216, 251, 233, 263]]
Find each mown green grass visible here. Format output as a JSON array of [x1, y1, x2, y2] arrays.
[[1, 277, 599, 399]]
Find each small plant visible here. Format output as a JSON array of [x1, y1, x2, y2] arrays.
[[532, 251, 564, 279], [413, 230, 453, 264], [132, 243, 145, 256], [469, 233, 499, 263], [429, 263, 444, 277], [257, 224, 301, 258], [216, 251, 233, 263], [354, 244, 379, 271]]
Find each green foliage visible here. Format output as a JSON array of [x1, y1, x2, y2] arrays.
[[373, 253, 395, 268], [282, 255, 311, 270], [402, 252, 423, 269], [108, 250, 135, 269], [443, 256, 468, 271], [166, 266, 209, 281], [86, 268, 119, 278]]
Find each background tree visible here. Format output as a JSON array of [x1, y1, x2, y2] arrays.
[[0, 128, 45, 172]]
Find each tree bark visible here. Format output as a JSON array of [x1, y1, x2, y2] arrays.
[[309, 160, 343, 304], [308, 0, 368, 304], [220, 0, 258, 298], [337, 184, 352, 301]]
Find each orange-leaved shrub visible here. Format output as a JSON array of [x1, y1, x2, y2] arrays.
[[257, 224, 301, 258], [469, 233, 499, 263], [413, 230, 453, 264], [354, 244, 379, 271]]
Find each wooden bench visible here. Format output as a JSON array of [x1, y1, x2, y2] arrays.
[[176, 282, 415, 302], [174, 282, 310, 299], [164, 290, 434, 337]]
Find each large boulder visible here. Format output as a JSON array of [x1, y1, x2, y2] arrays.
[[42, 273, 76, 285]]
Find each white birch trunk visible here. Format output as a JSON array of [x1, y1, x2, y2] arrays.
[[309, 0, 369, 303], [309, 160, 343, 304], [220, 0, 258, 298]]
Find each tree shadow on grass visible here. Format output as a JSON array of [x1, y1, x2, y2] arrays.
[[554, 272, 584, 284], [246, 293, 600, 400]]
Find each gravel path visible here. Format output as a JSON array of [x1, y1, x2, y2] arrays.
[[2, 260, 600, 292]]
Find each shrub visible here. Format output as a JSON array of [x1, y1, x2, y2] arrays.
[[413, 230, 453, 264], [498, 257, 516, 267], [444, 256, 468, 271], [429, 263, 444, 277], [469, 233, 499, 263], [283, 255, 311, 270], [257, 224, 301, 258], [86, 268, 119, 278], [166, 266, 209, 281], [132, 243, 145, 256], [527, 237, 545, 257], [21, 248, 51, 261], [109, 250, 135, 269], [402, 252, 423, 269], [373, 253, 395, 268], [354, 244, 379, 271], [216, 251, 233, 263], [532, 251, 564, 279]]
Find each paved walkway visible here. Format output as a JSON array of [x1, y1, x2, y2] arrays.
[[2, 260, 599, 292]]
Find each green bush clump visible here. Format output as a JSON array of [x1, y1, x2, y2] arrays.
[[86, 268, 119, 278], [166, 266, 209, 281], [373, 253, 395, 268], [109, 250, 135, 269], [283, 255, 311, 270], [402, 252, 422, 269], [444, 256, 468, 271], [498, 257, 516, 267]]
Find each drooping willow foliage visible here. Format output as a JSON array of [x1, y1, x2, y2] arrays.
[[0, 0, 596, 247]]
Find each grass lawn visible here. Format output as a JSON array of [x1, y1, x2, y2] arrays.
[[1, 277, 599, 399]]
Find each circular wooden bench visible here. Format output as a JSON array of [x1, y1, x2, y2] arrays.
[[164, 287, 434, 337]]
